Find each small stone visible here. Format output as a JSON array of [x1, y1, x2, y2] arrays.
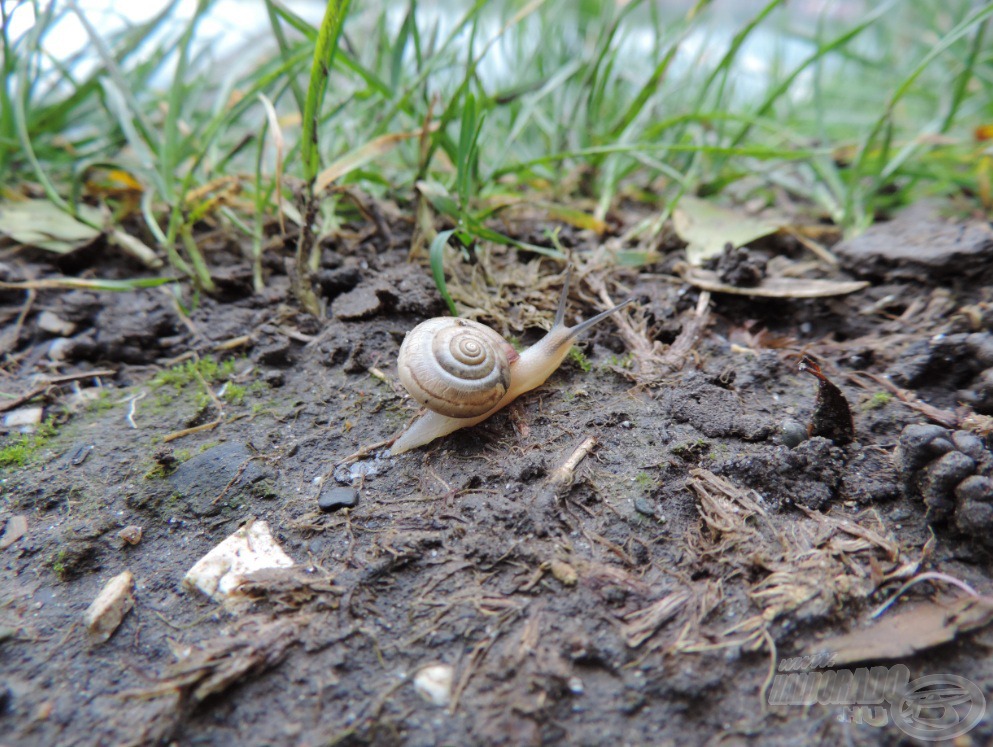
[[318, 486, 359, 513], [182, 520, 295, 604], [3, 407, 43, 428], [256, 338, 293, 367], [834, 200, 993, 282], [168, 442, 275, 516], [83, 570, 135, 643], [567, 676, 584, 695], [550, 559, 578, 586], [37, 310, 75, 336], [0, 515, 28, 551], [413, 663, 454, 707], [118, 525, 143, 546], [951, 430, 987, 461], [634, 497, 656, 517], [780, 419, 808, 448]]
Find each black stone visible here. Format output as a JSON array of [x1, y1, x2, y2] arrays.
[[318, 486, 359, 513]]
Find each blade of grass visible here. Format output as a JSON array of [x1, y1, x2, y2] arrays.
[[429, 229, 459, 317]]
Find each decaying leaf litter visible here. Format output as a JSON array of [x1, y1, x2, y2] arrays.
[[3, 194, 993, 745]]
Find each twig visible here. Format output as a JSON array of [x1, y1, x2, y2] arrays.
[[547, 436, 597, 490], [0, 369, 117, 412], [162, 418, 222, 443]]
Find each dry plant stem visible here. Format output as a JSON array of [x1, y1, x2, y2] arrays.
[[847, 370, 959, 428], [0, 288, 35, 356], [292, 196, 322, 316], [871, 571, 982, 619], [547, 436, 597, 490], [0, 369, 117, 412], [162, 418, 222, 443]]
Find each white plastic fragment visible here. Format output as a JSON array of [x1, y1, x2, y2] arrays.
[[182, 520, 294, 603], [413, 663, 455, 707], [84, 570, 135, 642]]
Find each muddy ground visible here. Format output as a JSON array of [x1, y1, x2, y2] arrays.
[[2, 199, 993, 746]]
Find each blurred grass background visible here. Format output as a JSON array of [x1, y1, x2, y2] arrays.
[[1, 0, 991, 299]]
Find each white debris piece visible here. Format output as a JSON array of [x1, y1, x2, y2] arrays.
[[413, 663, 455, 707], [182, 520, 294, 603], [3, 407, 43, 428], [84, 570, 135, 642], [37, 310, 75, 336]]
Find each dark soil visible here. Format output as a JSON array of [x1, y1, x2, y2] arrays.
[[3, 200, 993, 746]]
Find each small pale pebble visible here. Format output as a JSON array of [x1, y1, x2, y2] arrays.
[[36, 310, 75, 336], [83, 571, 135, 642], [118, 526, 143, 546], [182, 520, 294, 604], [3, 407, 43, 429], [413, 663, 454, 707]]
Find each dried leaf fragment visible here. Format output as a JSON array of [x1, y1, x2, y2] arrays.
[[679, 265, 868, 298], [799, 356, 855, 445], [816, 596, 993, 666]]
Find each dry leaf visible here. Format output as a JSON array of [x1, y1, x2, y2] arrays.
[[679, 265, 868, 298], [816, 596, 993, 666], [673, 196, 782, 265], [0, 199, 103, 253]]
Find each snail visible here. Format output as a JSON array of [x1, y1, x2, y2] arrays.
[[390, 270, 632, 454]]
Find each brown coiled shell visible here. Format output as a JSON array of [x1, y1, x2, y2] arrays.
[[397, 318, 512, 418]]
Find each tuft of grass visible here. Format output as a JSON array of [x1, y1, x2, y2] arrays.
[[3, 0, 991, 301]]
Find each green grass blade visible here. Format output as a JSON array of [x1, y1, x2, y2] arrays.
[[301, 0, 352, 185], [429, 229, 459, 317]]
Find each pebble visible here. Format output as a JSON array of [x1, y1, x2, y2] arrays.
[[834, 200, 993, 282], [634, 497, 656, 517], [168, 442, 275, 516], [182, 520, 294, 603], [37, 310, 75, 336], [118, 525, 143, 546], [333, 459, 380, 485], [318, 486, 359, 513], [780, 419, 808, 449], [83, 570, 135, 643], [413, 663, 454, 707], [3, 407, 43, 429]]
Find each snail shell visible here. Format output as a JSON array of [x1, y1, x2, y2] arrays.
[[396, 318, 519, 418]]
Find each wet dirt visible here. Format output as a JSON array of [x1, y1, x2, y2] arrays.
[[2, 202, 993, 746]]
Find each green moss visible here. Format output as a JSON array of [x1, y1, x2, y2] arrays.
[[151, 355, 239, 393], [568, 346, 592, 373], [862, 391, 894, 411], [602, 353, 633, 371], [52, 548, 68, 581], [0, 419, 58, 469]]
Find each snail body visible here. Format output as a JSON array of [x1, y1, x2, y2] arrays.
[[390, 272, 631, 455]]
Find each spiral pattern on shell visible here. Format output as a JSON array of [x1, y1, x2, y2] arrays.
[[397, 318, 512, 418]]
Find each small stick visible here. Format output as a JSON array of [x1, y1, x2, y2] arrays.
[[547, 436, 597, 490], [0, 369, 117, 413]]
